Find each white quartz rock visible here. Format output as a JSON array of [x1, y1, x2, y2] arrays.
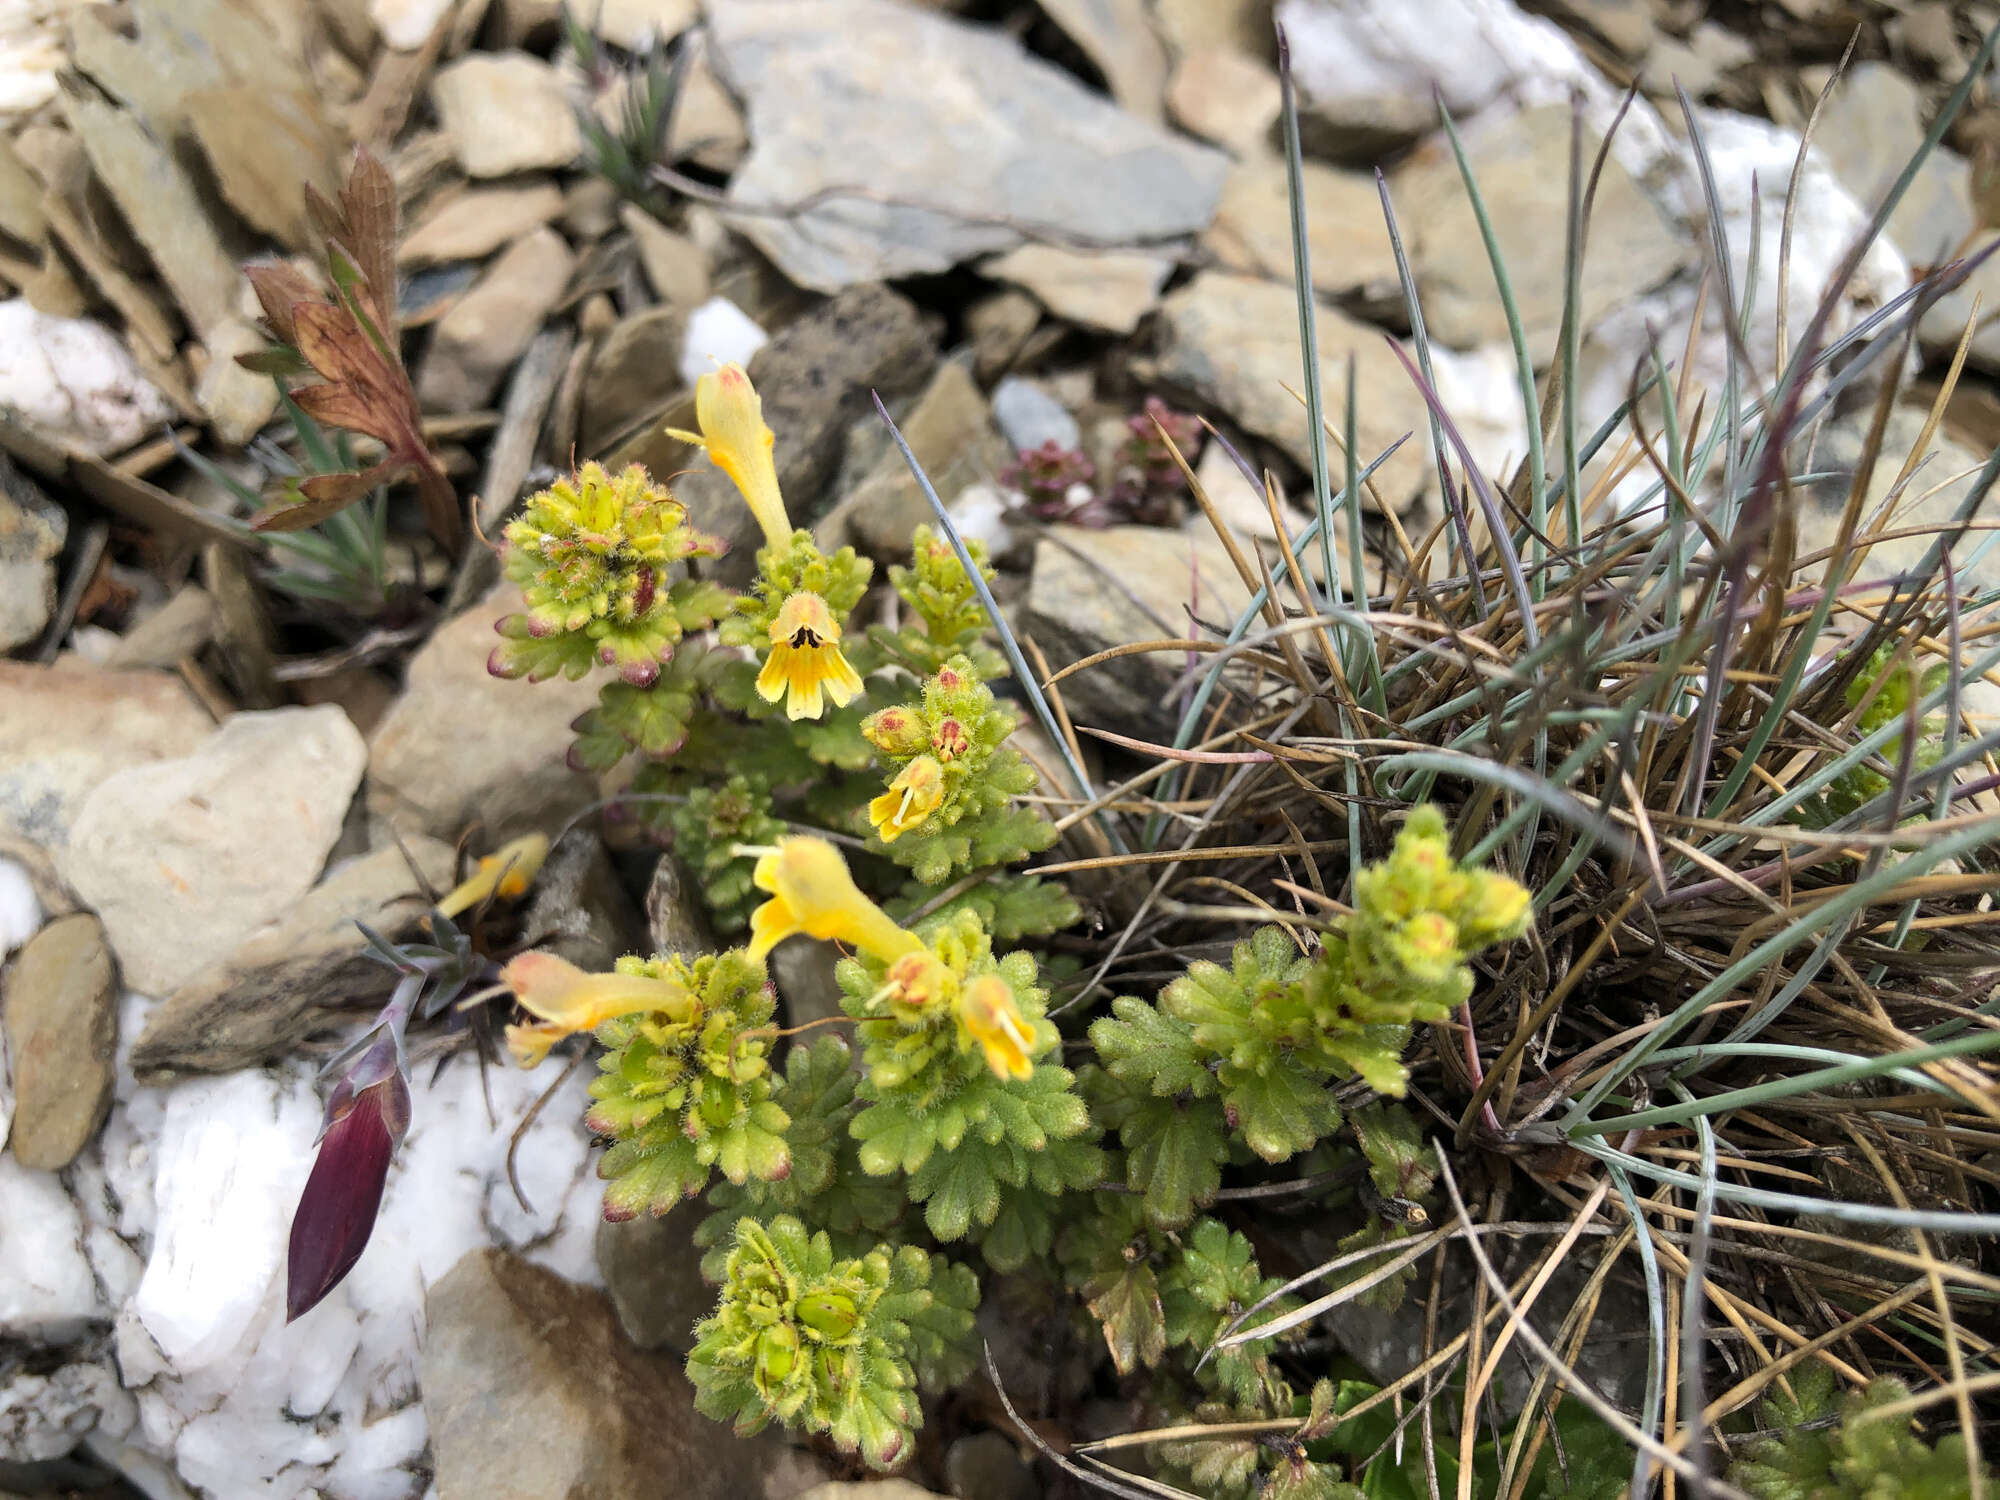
[[0, 298, 174, 455], [0, 1152, 103, 1341], [0, 1359, 134, 1462], [679, 296, 769, 387], [118, 1050, 601, 1500], [0, 856, 40, 956]]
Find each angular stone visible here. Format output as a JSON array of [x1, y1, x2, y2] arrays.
[[0, 660, 211, 863], [1167, 46, 1282, 156], [822, 359, 1010, 556], [0, 1358, 129, 1463], [710, 0, 1227, 291], [398, 182, 566, 267], [128, 837, 455, 1079], [65, 705, 369, 995], [519, 831, 646, 977], [196, 317, 280, 448], [966, 289, 1042, 383], [371, 0, 453, 49], [0, 298, 174, 456], [0, 1153, 102, 1341], [184, 82, 343, 251], [1391, 103, 1690, 355], [432, 52, 582, 179], [992, 376, 1080, 454], [1152, 271, 1433, 509], [65, 90, 243, 338], [421, 1249, 783, 1500], [1021, 523, 1256, 737], [0, 459, 65, 652], [1813, 61, 1974, 268], [101, 586, 217, 671], [1035, 0, 1169, 120], [638, 282, 938, 575], [980, 244, 1172, 336], [367, 584, 603, 840], [588, 0, 698, 50], [582, 304, 688, 454], [595, 1213, 710, 1355], [3, 913, 116, 1169], [645, 853, 716, 957], [621, 204, 711, 309], [416, 228, 576, 414], [1204, 155, 1398, 303]]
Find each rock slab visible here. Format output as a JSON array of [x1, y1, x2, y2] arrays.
[[710, 0, 1228, 290], [2, 913, 117, 1169], [421, 1248, 779, 1500], [64, 705, 368, 995]]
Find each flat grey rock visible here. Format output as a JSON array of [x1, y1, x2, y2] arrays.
[[710, 0, 1228, 291]]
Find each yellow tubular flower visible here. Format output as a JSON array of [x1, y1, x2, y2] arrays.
[[745, 836, 923, 966], [434, 833, 551, 920], [957, 975, 1035, 1081], [666, 363, 791, 550], [756, 591, 864, 721], [500, 951, 697, 1068], [867, 756, 944, 844]]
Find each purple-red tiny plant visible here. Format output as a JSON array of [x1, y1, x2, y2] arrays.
[[1101, 396, 1203, 526], [1000, 440, 1097, 522], [286, 910, 490, 1322]]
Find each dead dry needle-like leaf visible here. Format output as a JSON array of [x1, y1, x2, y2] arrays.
[[240, 148, 459, 548]]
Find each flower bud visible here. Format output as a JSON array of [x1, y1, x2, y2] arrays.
[[794, 1288, 858, 1340], [861, 705, 928, 757], [930, 718, 970, 761]]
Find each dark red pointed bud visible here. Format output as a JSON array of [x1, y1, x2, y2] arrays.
[[631, 564, 656, 616], [286, 1068, 410, 1322]]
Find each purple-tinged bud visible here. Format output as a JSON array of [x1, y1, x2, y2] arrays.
[[631, 565, 656, 616], [619, 657, 660, 688], [286, 1059, 410, 1323], [487, 646, 520, 679]]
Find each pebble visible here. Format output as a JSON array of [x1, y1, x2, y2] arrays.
[[1390, 103, 1690, 355], [1034, 0, 1168, 121], [0, 1152, 103, 1342], [100, 586, 218, 672], [587, 0, 698, 51], [370, 0, 454, 49], [128, 837, 457, 1080], [196, 316, 280, 448], [992, 377, 1082, 455], [3, 913, 117, 1170], [595, 1213, 712, 1355], [679, 296, 770, 388], [0, 1359, 132, 1464], [944, 1430, 1038, 1500], [1150, 270, 1433, 511], [416, 227, 577, 414], [822, 359, 1010, 557], [184, 82, 342, 252], [398, 182, 567, 267], [979, 244, 1173, 336], [0, 298, 173, 456], [0, 460, 65, 651], [709, 0, 1227, 291], [0, 660, 212, 865], [1022, 522, 1256, 737], [422, 1248, 783, 1500], [366, 582, 603, 841], [1166, 45, 1282, 156], [623, 205, 712, 310], [1203, 155, 1400, 304], [582, 304, 688, 453], [432, 52, 582, 178], [518, 831, 647, 977], [966, 289, 1043, 384], [64, 705, 368, 996], [0, 857, 41, 957]]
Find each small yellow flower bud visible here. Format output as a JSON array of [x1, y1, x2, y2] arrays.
[[669, 363, 793, 551], [861, 705, 928, 757]]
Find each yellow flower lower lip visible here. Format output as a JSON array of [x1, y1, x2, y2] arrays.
[[500, 951, 696, 1067], [745, 836, 922, 965], [755, 593, 863, 720], [958, 974, 1034, 1081], [867, 756, 945, 843]]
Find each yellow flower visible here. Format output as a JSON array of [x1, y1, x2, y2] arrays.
[[745, 836, 923, 965], [434, 833, 550, 920], [756, 591, 864, 721], [957, 975, 1036, 1081], [500, 951, 697, 1067], [868, 756, 944, 844], [871, 949, 954, 1018], [667, 363, 791, 551]]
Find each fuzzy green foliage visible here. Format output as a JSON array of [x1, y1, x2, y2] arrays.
[[1058, 1199, 1293, 1406], [1731, 1366, 1991, 1500], [492, 462, 730, 685], [1817, 645, 1949, 823], [886, 871, 1082, 943], [869, 525, 1007, 680], [1335, 1103, 1440, 1310], [860, 656, 1053, 883], [1091, 812, 1528, 1228], [667, 774, 788, 933], [721, 529, 873, 651], [687, 1214, 978, 1470], [835, 909, 1102, 1264], [1158, 1379, 1359, 1500], [567, 655, 702, 770], [586, 951, 790, 1219], [697, 1036, 904, 1281]]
